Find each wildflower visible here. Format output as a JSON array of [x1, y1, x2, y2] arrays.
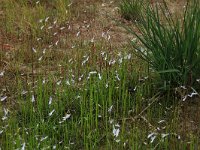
[[115, 139, 120, 143], [45, 17, 49, 22], [108, 105, 113, 113], [158, 120, 165, 124], [0, 130, 3, 134], [21, 142, 25, 150], [49, 109, 55, 117], [38, 56, 43, 61], [62, 113, 71, 121], [0, 71, 4, 77], [39, 19, 43, 23], [147, 132, 157, 143], [68, 3, 72, 7], [48, 26, 53, 30], [57, 80, 61, 85], [31, 95, 35, 102], [41, 136, 48, 141], [32, 47, 37, 53], [109, 118, 114, 124], [1, 96, 7, 102], [53, 20, 57, 25], [49, 96, 53, 105], [113, 126, 120, 137], [40, 25, 44, 30], [21, 90, 28, 95], [55, 40, 59, 46], [60, 27, 65, 30], [43, 48, 46, 54], [161, 133, 169, 139], [98, 73, 102, 80]]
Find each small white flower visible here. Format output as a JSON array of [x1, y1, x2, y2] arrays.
[[115, 139, 120, 143], [38, 56, 43, 61], [68, 3, 72, 7], [108, 105, 113, 113], [48, 26, 53, 30], [39, 19, 43, 23], [161, 133, 169, 139], [98, 73, 102, 80], [1, 96, 7, 102], [55, 40, 59, 46], [147, 132, 157, 143], [60, 27, 65, 30], [57, 80, 61, 85], [109, 119, 114, 124], [40, 25, 44, 30], [0, 130, 3, 134], [21, 142, 25, 150], [53, 145, 56, 149], [49, 109, 55, 116], [76, 31, 80, 37], [41, 136, 48, 141], [0, 71, 4, 77], [43, 48, 46, 54], [158, 120, 165, 124], [188, 92, 198, 98], [63, 114, 71, 121], [32, 47, 37, 53], [49, 96, 53, 105], [45, 17, 49, 22], [113, 126, 120, 137], [91, 37, 95, 43], [53, 20, 57, 24], [89, 71, 97, 75], [31, 95, 35, 102]]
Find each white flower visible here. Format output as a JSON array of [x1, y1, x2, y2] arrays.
[[147, 132, 157, 143], [41, 136, 48, 141], [31, 95, 35, 102], [55, 40, 59, 46], [60, 27, 65, 30], [63, 114, 71, 121], [21, 142, 26, 150], [1, 96, 7, 102], [113, 126, 120, 137], [0, 71, 5, 77], [108, 105, 113, 113], [49, 109, 55, 116], [98, 73, 102, 80], [45, 17, 49, 22], [49, 96, 52, 105], [76, 31, 80, 37], [32, 47, 37, 53], [161, 133, 169, 139]]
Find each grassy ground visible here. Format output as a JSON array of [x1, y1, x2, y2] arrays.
[[0, 0, 200, 149]]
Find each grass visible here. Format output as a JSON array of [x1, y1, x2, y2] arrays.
[[0, 0, 200, 149], [127, 0, 200, 89], [119, 0, 144, 21]]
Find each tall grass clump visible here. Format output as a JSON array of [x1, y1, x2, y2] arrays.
[[119, 0, 144, 21], [127, 0, 200, 88]]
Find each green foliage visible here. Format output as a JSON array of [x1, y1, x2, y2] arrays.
[[119, 0, 144, 21], [128, 0, 200, 87]]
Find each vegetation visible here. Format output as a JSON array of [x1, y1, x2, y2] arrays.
[[119, 0, 144, 21], [0, 0, 199, 149], [127, 0, 200, 89]]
